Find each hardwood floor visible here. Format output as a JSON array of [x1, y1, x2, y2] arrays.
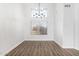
[[6, 41, 79, 56]]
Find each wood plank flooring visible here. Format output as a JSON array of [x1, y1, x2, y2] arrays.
[[6, 41, 79, 56]]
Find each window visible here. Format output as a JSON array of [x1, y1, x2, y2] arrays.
[[32, 20, 47, 35], [31, 4, 48, 35]]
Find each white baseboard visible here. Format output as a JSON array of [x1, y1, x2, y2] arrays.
[[62, 45, 74, 49], [62, 47, 74, 49], [75, 47, 79, 50], [1, 40, 24, 56], [24, 39, 54, 41], [54, 40, 62, 47]]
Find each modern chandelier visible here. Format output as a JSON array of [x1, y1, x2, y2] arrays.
[[32, 3, 47, 19]]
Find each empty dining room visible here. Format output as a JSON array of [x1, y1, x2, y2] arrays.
[[0, 3, 79, 56]]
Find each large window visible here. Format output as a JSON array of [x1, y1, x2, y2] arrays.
[[31, 4, 48, 35]]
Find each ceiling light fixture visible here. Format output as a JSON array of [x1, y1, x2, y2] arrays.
[[32, 3, 47, 19]]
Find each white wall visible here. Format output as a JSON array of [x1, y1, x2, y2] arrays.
[[63, 4, 75, 48], [0, 4, 24, 55], [54, 3, 77, 49], [54, 3, 64, 46], [74, 4, 79, 50], [24, 3, 55, 41], [54, 3, 76, 48], [63, 3, 79, 50]]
